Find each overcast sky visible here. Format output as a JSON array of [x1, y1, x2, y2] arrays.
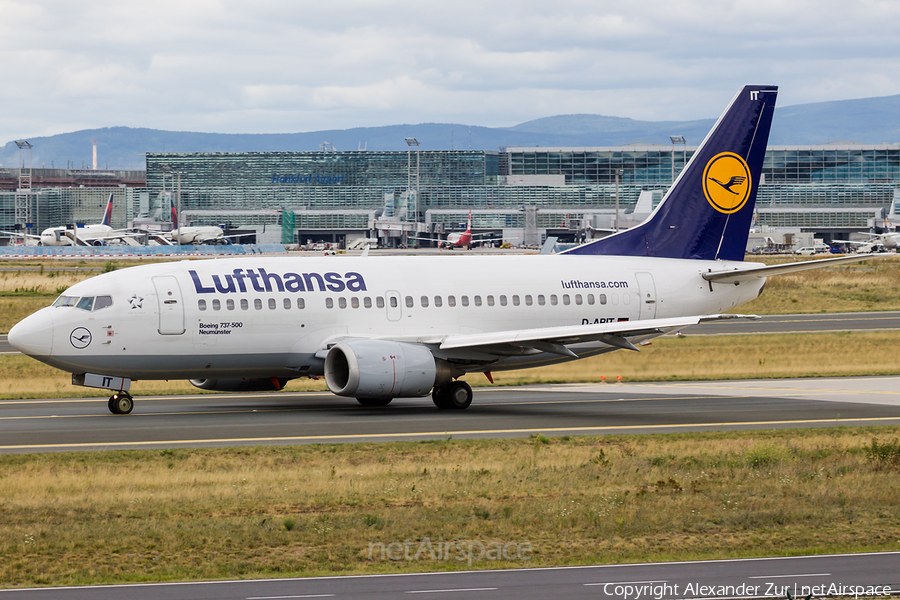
[[1, 0, 899, 144]]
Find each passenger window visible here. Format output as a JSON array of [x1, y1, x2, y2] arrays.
[[487, 295, 495, 307], [326, 298, 334, 309], [550, 295, 558, 306], [76, 297, 94, 311], [461, 296, 469, 307], [241, 298, 249, 310], [93, 296, 113, 311], [623, 293, 630, 305], [499, 295, 507, 306], [254, 298, 263, 310], [364, 297, 372, 309], [389, 296, 398, 308], [297, 298, 305, 309], [563, 294, 570, 305], [611, 294, 619, 305], [283, 298, 291, 310], [575, 294, 583, 305], [227, 299, 235, 311], [339, 297, 347, 309], [538, 294, 545, 306], [512, 295, 520, 306], [474, 295, 482, 307], [434, 296, 443, 307], [377, 297, 385, 309], [268, 298, 276, 310], [599, 294, 607, 305], [448, 295, 456, 307], [351, 297, 360, 309], [212, 299, 221, 311], [198, 299, 207, 311], [421, 296, 429, 308], [587, 294, 595, 305], [405, 296, 414, 308], [525, 295, 533, 306]]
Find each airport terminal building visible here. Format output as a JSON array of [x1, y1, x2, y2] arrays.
[[3, 144, 899, 249]]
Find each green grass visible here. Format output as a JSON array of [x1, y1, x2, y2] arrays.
[[1, 428, 899, 587]]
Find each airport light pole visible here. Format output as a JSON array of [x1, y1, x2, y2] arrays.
[[405, 137, 420, 245], [615, 169, 624, 232], [160, 164, 184, 244], [669, 135, 686, 183]]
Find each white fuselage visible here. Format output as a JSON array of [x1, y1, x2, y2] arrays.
[[11, 254, 766, 381], [171, 226, 225, 244], [40, 224, 114, 246]]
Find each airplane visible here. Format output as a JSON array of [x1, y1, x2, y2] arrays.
[[167, 206, 230, 245], [417, 210, 503, 249], [2, 193, 131, 246], [832, 232, 899, 253], [8, 85, 888, 416]]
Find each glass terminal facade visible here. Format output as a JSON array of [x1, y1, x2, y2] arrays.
[[3, 145, 897, 246], [143, 145, 899, 240]]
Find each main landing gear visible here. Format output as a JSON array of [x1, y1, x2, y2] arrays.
[[108, 391, 134, 415], [432, 380, 473, 410]]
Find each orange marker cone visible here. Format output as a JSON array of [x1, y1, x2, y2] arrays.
[[600, 375, 606, 383], [616, 375, 622, 384]]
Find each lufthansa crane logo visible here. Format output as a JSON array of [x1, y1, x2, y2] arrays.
[[703, 152, 752, 214], [70, 327, 92, 349]]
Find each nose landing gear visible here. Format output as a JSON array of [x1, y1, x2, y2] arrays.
[[108, 392, 134, 414]]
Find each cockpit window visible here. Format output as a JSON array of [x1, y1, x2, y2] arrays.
[[93, 296, 113, 311], [52, 296, 80, 308], [52, 295, 113, 311]]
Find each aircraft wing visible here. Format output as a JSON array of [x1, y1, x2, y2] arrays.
[[702, 253, 889, 284], [424, 314, 755, 358], [0, 230, 41, 240]]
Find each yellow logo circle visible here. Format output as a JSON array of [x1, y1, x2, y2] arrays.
[[703, 152, 752, 214]]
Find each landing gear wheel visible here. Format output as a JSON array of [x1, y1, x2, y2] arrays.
[[432, 381, 473, 410], [108, 392, 134, 415], [356, 397, 393, 407]]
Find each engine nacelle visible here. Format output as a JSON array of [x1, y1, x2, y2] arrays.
[[324, 340, 450, 399], [189, 377, 289, 392]]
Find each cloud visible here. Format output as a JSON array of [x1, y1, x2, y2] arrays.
[[1, 0, 899, 144]]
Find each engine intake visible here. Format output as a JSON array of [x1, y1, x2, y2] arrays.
[[324, 340, 451, 399]]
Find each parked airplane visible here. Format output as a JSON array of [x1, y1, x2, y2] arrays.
[[2, 193, 131, 246], [168, 206, 229, 245], [8, 85, 885, 415], [833, 232, 899, 253], [415, 210, 502, 249], [440, 210, 503, 249]]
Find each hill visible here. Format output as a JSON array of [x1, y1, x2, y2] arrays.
[[2, 94, 898, 171]]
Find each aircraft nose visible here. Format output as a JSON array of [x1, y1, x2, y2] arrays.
[[8, 309, 54, 356]]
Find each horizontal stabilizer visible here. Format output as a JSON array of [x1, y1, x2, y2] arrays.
[[702, 254, 889, 284]]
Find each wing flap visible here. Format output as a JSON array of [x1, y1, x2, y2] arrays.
[[437, 314, 756, 353]]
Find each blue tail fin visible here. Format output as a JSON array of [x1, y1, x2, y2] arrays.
[[564, 85, 778, 261]]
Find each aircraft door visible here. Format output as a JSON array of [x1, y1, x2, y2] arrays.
[[153, 276, 186, 335], [635, 272, 657, 320], [385, 290, 402, 322]]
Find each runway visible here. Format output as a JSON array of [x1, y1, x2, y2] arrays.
[[2, 376, 900, 453], [3, 311, 900, 356], [2, 552, 897, 599]]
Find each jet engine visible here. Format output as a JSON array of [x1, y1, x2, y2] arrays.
[[189, 377, 290, 392], [324, 340, 452, 399]]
